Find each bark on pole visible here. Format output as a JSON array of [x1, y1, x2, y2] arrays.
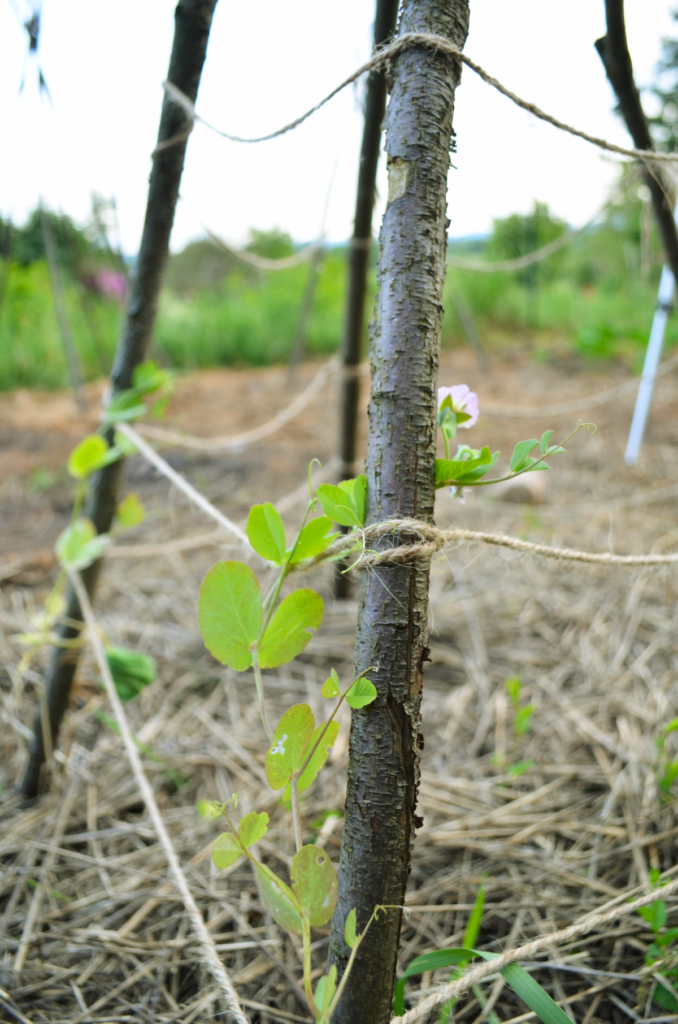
[[596, 0, 678, 283], [334, 0, 400, 601], [327, 3, 470, 1022], [20, 0, 218, 799]]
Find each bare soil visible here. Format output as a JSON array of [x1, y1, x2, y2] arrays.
[[2, 348, 678, 1024]]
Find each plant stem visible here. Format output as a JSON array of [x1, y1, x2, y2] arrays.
[[291, 777, 303, 853], [295, 667, 374, 780], [251, 649, 273, 742], [302, 919, 317, 1016]]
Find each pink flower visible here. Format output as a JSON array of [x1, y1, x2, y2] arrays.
[[96, 269, 127, 303], [437, 384, 479, 428]]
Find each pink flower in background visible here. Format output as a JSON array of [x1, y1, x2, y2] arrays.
[[96, 269, 127, 302], [437, 384, 479, 427]]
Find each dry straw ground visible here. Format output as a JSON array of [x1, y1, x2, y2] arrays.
[[2, 348, 678, 1024]]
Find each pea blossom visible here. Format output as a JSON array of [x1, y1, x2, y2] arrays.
[[437, 384, 479, 428]]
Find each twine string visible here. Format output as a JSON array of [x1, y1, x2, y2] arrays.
[[69, 571, 248, 1024], [393, 876, 678, 1023], [161, 34, 678, 164], [326, 519, 678, 569]]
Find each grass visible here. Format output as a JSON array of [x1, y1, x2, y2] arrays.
[[1, 213, 676, 391]]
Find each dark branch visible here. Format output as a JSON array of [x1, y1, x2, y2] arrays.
[[596, 0, 678, 284]]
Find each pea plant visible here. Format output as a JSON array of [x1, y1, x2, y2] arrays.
[[36, 370, 592, 1023], [194, 464, 393, 1020], [435, 384, 593, 495]]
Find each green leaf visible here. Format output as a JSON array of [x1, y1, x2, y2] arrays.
[[104, 646, 156, 702], [265, 704, 315, 790], [116, 493, 145, 530], [246, 503, 287, 563], [321, 669, 340, 698], [67, 435, 111, 479], [639, 900, 667, 931], [540, 430, 553, 454], [132, 360, 171, 395], [256, 865, 302, 935], [291, 844, 337, 926], [394, 950, 471, 1015], [462, 883, 485, 950], [346, 677, 377, 710], [394, 948, 573, 1024], [198, 561, 263, 671], [259, 589, 323, 668], [213, 832, 243, 870], [510, 439, 539, 473], [453, 450, 500, 484], [507, 759, 535, 777], [55, 518, 110, 571], [344, 908, 358, 949], [284, 719, 340, 800], [338, 475, 367, 526], [196, 800, 223, 819], [521, 458, 549, 473], [653, 984, 678, 1012], [435, 447, 493, 486], [314, 966, 338, 1015], [505, 676, 522, 704], [289, 516, 338, 563], [500, 963, 572, 1024], [103, 388, 147, 424], [238, 811, 269, 848], [515, 704, 535, 735], [316, 483, 362, 527]]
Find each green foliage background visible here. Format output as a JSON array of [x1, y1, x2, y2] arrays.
[[1, 182, 676, 391]]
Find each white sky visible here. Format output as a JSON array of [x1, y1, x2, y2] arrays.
[[0, 0, 676, 254]]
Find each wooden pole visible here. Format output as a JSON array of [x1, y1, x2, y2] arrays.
[[596, 0, 678, 282], [334, 0, 400, 600], [20, 0, 219, 799], [327, 3, 470, 1021]]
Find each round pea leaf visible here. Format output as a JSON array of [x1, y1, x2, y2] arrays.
[[259, 589, 323, 669], [213, 832, 243, 870], [291, 845, 337, 927], [198, 561, 263, 671], [265, 704, 315, 790], [344, 908, 358, 949], [67, 435, 110, 479], [55, 518, 110, 571], [289, 516, 338, 563], [238, 811, 269, 848], [314, 966, 338, 1015], [346, 677, 377, 710], [283, 719, 340, 801], [116, 493, 145, 530], [321, 669, 340, 698], [246, 503, 287, 564], [104, 646, 156, 702], [256, 865, 302, 935]]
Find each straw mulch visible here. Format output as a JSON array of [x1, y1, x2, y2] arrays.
[[2, 351, 678, 1024]]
